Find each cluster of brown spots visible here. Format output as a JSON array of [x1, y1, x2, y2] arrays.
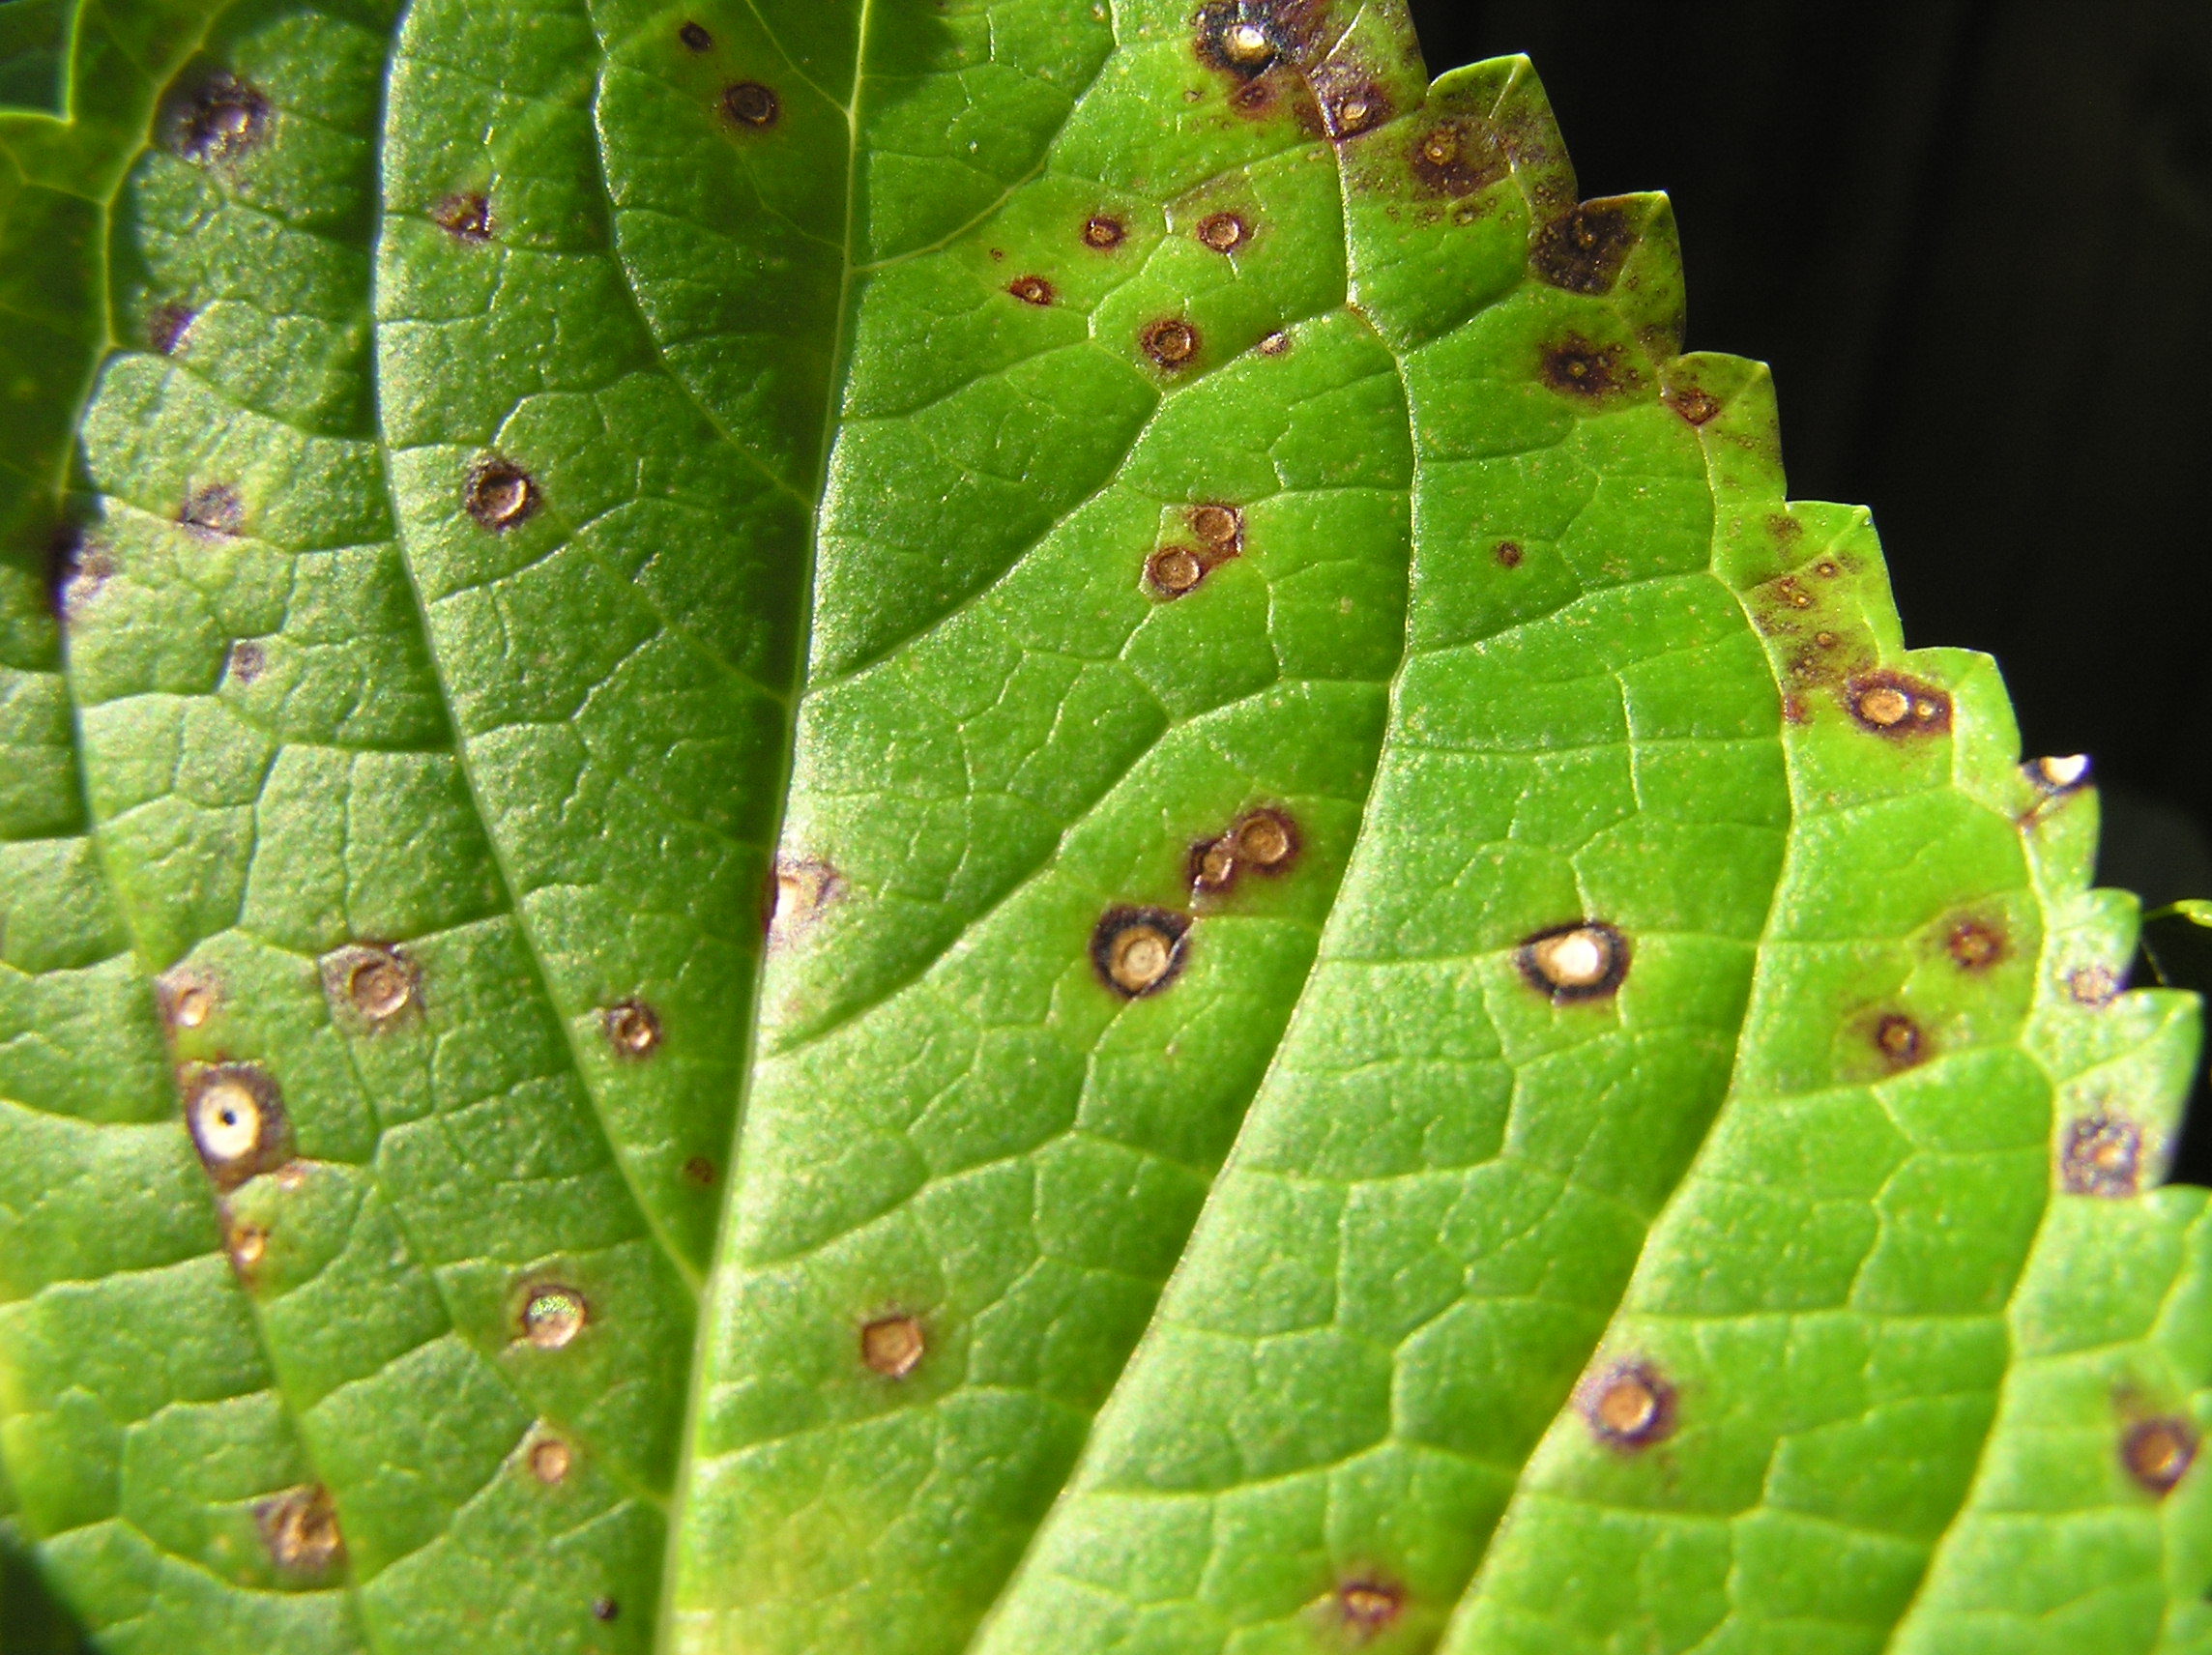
[[148, 303, 195, 356], [1409, 116, 1505, 197], [681, 1155, 716, 1186], [2027, 753, 2092, 794], [157, 968, 218, 1033], [1771, 577, 1814, 612], [1142, 317, 1201, 371], [603, 999, 662, 1059], [2061, 1114, 2143, 1198], [521, 1285, 588, 1350], [256, 1484, 343, 1575], [1664, 385, 1721, 426], [1580, 1359, 1675, 1449], [1334, 1579, 1403, 1640], [185, 1065, 290, 1188], [1515, 921, 1629, 1002], [678, 19, 712, 50], [1539, 334, 1635, 401], [1228, 77, 1279, 118], [1945, 917, 2005, 972], [174, 73, 270, 164], [722, 80, 779, 128], [1146, 503, 1244, 598], [1847, 673, 1950, 738], [1494, 540, 1524, 568], [1195, 211, 1248, 253], [180, 482, 244, 538], [464, 454, 538, 530], [2068, 964, 2120, 1007], [1091, 906, 1191, 999], [528, 1436, 572, 1485], [1874, 1013, 1924, 1069], [1082, 213, 1126, 249], [225, 639, 265, 686], [1189, 807, 1299, 895], [770, 855, 839, 945], [861, 1314, 926, 1379], [433, 190, 492, 244], [2122, 1415, 2197, 1495], [1006, 275, 1054, 306], [1531, 200, 1638, 295]]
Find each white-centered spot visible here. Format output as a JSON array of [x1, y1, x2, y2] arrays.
[[191, 1080, 262, 1166], [2038, 753, 2091, 789], [1223, 21, 1271, 62], [1530, 928, 1608, 989]]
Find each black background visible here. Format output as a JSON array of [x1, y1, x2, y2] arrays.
[[1403, 0, 2212, 1177]]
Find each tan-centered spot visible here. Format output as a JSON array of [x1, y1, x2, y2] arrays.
[[1516, 922, 1627, 1000], [861, 1314, 925, 1379], [521, 1286, 587, 1350]]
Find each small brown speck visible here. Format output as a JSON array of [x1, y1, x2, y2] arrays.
[[2068, 965, 2119, 1006], [592, 1597, 620, 1622], [678, 19, 712, 50], [463, 455, 538, 531], [1091, 906, 1190, 998], [1875, 1013, 1923, 1069], [148, 303, 194, 355], [1195, 211, 1247, 252], [1146, 545, 1206, 598], [1813, 559, 1842, 578], [1515, 921, 1628, 1001], [2061, 1114, 2143, 1198], [1006, 275, 1054, 306], [1082, 214, 1125, 249], [1580, 1358, 1674, 1449], [722, 80, 779, 128], [2123, 1416, 2197, 1496], [528, 1437, 572, 1485], [1335, 1579, 1402, 1640], [861, 1314, 925, 1379], [433, 190, 492, 243], [1495, 540, 1523, 568], [228, 1221, 267, 1271], [225, 639, 265, 685], [520, 1285, 587, 1350], [256, 1485, 342, 1575], [174, 73, 270, 164], [604, 999, 661, 1059], [1781, 694, 1807, 724], [1142, 317, 1200, 369], [180, 483, 244, 538], [1946, 917, 2004, 972], [681, 1155, 715, 1186]]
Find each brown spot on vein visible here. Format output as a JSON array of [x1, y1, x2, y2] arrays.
[[1531, 200, 1638, 295], [2062, 1114, 2144, 1198], [861, 1314, 925, 1379], [433, 190, 492, 244], [1312, 67, 1388, 140], [256, 1484, 342, 1575], [1580, 1358, 1675, 1449], [722, 80, 779, 128], [1847, 672, 1951, 738], [148, 303, 194, 356], [1006, 275, 1054, 306], [770, 855, 839, 945], [1091, 906, 1190, 998], [2123, 1415, 2197, 1496]]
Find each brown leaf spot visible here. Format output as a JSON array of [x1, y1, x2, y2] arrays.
[[349, 946, 418, 1024], [1194, 4, 1279, 75], [1580, 1358, 1676, 1449], [256, 1485, 342, 1576], [1006, 275, 1054, 306], [433, 190, 492, 244], [1539, 334, 1636, 400], [1494, 540, 1523, 568], [520, 1284, 587, 1350], [2122, 1416, 2197, 1495], [1665, 385, 1721, 425], [157, 968, 218, 1033], [603, 999, 662, 1059], [593, 1598, 620, 1622], [1082, 214, 1126, 249], [1256, 330, 1290, 356], [678, 19, 712, 50], [226, 1220, 266, 1273], [681, 1155, 716, 1186], [1410, 116, 1506, 196], [1195, 211, 1248, 252], [224, 639, 265, 686], [1091, 906, 1191, 999], [148, 303, 194, 355], [770, 856, 839, 946], [1142, 317, 1201, 370], [2062, 1114, 2143, 1198], [1875, 1013, 1924, 1070], [174, 73, 270, 164], [1189, 807, 1299, 895], [722, 80, 779, 128], [1229, 76, 1279, 118], [1946, 917, 2005, 972], [185, 1065, 290, 1188], [1515, 921, 1628, 1001], [52, 537, 112, 619], [860, 1314, 925, 1379], [1314, 70, 1388, 140], [1334, 1578, 1403, 1640], [1531, 200, 1638, 294], [1847, 672, 1951, 738], [180, 483, 244, 538], [1145, 545, 1207, 599], [2069, 965, 2120, 1007], [1781, 694, 1807, 724], [528, 1437, 572, 1485], [1188, 503, 1242, 551], [463, 455, 538, 531]]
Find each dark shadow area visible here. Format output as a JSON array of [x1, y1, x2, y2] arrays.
[[0, 1519, 94, 1655], [1406, 0, 2212, 1177]]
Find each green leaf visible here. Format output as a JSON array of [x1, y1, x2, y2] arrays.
[[0, 3, 2205, 1653]]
